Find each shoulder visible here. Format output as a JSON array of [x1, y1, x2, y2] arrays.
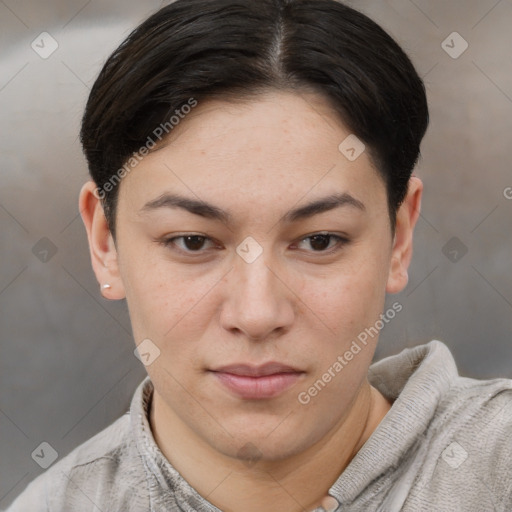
[[441, 372, 512, 459], [5, 412, 146, 512], [373, 340, 512, 509], [426, 372, 512, 508], [439, 367, 512, 435]]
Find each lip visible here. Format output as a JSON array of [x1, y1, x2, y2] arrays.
[[211, 362, 302, 377], [209, 362, 305, 399]]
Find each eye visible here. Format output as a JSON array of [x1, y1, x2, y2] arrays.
[[160, 234, 217, 254], [159, 232, 349, 257], [293, 232, 349, 254]]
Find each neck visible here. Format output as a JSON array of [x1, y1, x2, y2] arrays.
[[150, 381, 391, 512]]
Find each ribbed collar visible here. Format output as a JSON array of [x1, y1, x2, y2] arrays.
[[330, 340, 458, 505]]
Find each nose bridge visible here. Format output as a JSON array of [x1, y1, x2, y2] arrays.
[[234, 239, 278, 303], [222, 237, 293, 339]]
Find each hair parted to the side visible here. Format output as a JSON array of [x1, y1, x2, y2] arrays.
[[80, 0, 429, 242]]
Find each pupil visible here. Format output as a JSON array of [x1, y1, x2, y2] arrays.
[[310, 235, 330, 251], [185, 236, 204, 250]]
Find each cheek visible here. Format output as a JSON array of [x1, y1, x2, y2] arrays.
[[305, 254, 389, 339], [297, 264, 387, 413], [122, 254, 223, 353]]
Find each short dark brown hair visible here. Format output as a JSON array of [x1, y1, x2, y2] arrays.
[[80, 0, 429, 241]]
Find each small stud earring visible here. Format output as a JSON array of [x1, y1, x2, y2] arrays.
[[102, 283, 111, 290]]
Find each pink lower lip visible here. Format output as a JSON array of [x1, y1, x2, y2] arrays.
[[211, 371, 304, 399]]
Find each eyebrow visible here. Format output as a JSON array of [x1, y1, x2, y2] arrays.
[[140, 192, 366, 224]]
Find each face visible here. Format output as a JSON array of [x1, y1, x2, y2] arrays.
[[83, 90, 413, 462]]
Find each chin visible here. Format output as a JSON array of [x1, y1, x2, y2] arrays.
[[209, 421, 318, 464]]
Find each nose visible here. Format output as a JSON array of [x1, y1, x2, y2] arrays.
[[219, 248, 295, 342]]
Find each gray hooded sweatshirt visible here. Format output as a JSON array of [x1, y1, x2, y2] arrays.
[[5, 340, 512, 512]]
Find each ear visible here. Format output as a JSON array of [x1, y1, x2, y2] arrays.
[[386, 176, 423, 294], [78, 181, 126, 300]]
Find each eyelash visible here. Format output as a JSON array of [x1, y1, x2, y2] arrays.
[[159, 232, 349, 257]]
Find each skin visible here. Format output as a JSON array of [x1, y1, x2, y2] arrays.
[[79, 90, 422, 512]]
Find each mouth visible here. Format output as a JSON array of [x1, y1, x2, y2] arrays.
[[209, 362, 305, 399]]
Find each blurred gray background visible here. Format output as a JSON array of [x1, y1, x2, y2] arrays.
[[1, 0, 511, 507]]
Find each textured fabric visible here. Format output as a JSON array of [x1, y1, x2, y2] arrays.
[[6, 340, 512, 512]]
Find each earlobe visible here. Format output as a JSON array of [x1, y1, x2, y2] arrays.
[[78, 181, 126, 300], [386, 176, 423, 295], [386, 256, 409, 294]]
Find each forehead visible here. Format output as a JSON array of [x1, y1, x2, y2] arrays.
[[158, 90, 351, 157], [118, 90, 386, 215]]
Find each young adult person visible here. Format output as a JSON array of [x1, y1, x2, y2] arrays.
[[7, 1, 511, 510]]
